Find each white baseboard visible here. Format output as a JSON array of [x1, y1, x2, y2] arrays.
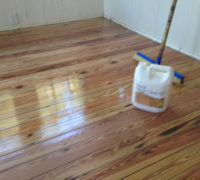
[[0, 15, 104, 32], [104, 14, 200, 61]]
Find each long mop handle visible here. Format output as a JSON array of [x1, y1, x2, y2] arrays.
[[156, 0, 178, 64]]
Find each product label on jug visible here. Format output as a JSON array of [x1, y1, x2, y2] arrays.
[[135, 84, 165, 108]]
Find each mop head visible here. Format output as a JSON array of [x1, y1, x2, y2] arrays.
[[133, 52, 184, 85]]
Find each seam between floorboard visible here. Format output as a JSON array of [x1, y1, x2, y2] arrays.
[[120, 140, 200, 180]]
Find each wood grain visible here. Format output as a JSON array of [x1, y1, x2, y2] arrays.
[[0, 17, 200, 180], [123, 141, 200, 180]]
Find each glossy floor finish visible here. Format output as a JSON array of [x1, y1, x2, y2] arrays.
[[0, 17, 200, 180]]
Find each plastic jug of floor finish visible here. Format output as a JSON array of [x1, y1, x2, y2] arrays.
[[132, 62, 174, 113]]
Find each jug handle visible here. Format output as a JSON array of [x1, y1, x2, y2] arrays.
[[149, 65, 174, 80]]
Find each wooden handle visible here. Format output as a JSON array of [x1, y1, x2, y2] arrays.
[[157, 0, 178, 63]]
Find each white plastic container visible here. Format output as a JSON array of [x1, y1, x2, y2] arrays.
[[132, 62, 174, 113]]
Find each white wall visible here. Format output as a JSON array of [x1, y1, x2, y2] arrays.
[[104, 0, 200, 60], [0, 0, 104, 31]]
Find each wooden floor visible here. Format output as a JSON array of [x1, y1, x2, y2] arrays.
[[0, 17, 200, 180]]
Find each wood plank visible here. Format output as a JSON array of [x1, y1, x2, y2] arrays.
[[0, 18, 117, 53], [176, 164, 200, 180], [123, 142, 200, 180], [1, 54, 198, 128], [26, 120, 200, 180], [0, 87, 200, 179], [63, 111, 200, 180], [1, 71, 200, 156], [0, 17, 200, 180], [0, 47, 198, 122]]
